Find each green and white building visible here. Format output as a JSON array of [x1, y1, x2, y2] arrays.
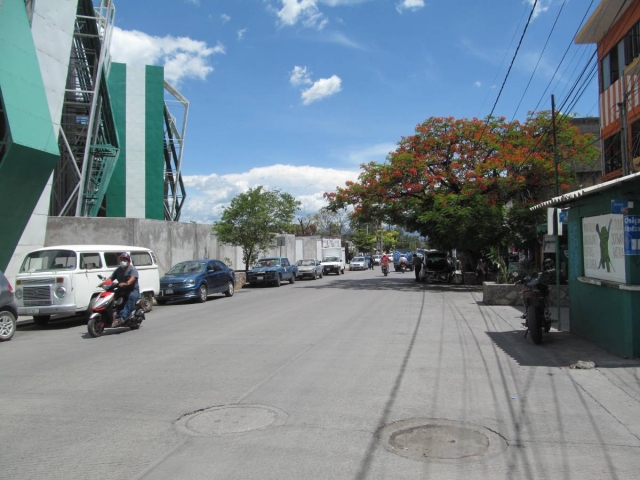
[[0, 0, 188, 283]]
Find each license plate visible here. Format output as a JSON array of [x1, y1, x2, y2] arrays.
[[26, 308, 40, 315], [164, 289, 173, 295], [257, 276, 264, 280]]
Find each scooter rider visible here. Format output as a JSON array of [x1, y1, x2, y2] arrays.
[[380, 252, 390, 273], [103, 252, 139, 326]]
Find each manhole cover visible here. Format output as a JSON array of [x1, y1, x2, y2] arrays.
[[378, 418, 507, 463], [176, 405, 287, 436]]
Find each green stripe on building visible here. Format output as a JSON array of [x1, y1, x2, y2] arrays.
[[0, 0, 60, 270], [145, 66, 165, 220], [105, 62, 127, 217]]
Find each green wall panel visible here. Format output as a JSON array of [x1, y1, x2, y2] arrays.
[[567, 180, 640, 358], [105, 63, 127, 217], [0, 0, 60, 270], [145, 66, 164, 220]]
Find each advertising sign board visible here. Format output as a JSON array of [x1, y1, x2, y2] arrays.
[[624, 215, 640, 256], [582, 214, 626, 283]]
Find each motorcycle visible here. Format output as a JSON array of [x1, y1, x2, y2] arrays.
[[87, 275, 146, 337], [381, 264, 389, 276], [422, 267, 463, 284], [514, 271, 553, 345]]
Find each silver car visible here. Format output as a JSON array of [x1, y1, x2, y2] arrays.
[[349, 256, 367, 271], [295, 259, 323, 280], [0, 270, 18, 342]]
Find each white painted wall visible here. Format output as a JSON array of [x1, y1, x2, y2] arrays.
[[125, 66, 147, 218]]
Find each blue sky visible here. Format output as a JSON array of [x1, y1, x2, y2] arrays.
[[109, 0, 599, 223]]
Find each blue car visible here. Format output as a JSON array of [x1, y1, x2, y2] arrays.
[[157, 259, 235, 305]]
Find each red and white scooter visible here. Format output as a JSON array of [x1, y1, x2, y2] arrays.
[[87, 275, 145, 337]]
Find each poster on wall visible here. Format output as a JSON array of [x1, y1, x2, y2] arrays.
[[582, 214, 626, 283]]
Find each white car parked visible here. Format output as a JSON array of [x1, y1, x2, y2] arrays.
[[349, 256, 367, 271]]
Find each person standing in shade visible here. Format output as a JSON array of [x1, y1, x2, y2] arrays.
[[413, 252, 423, 282]]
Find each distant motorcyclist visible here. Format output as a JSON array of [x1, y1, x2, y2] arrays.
[[380, 252, 390, 273], [399, 254, 408, 273], [101, 252, 139, 326]]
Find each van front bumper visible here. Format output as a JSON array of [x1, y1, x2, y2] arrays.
[[18, 304, 78, 316]]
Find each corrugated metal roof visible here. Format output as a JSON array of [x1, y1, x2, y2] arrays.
[[530, 171, 640, 211]]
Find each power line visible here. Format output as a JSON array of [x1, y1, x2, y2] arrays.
[[511, 0, 567, 121], [477, 2, 530, 117], [485, 0, 539, 122]]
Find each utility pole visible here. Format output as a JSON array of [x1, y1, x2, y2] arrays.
[[618, 87, 630, 176], [551, 95, 562, 331]]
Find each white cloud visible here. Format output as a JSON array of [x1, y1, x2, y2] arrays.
[[276, 0, 328, 30], [110, 27, 225, 85], [325, 32, 364, 50], [474, 81, 481, 88], [301, 75, 342, 105], [525, 0, 550, 19], [221, 13, 231, 23], [290, 65, 313, 86], [181, 164, 360, 223], [237, 28, 247, 40], [345, 143, 396, 165], [396, 0, 425, 13]]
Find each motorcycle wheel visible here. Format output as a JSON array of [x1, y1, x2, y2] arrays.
[[87, 316, 105, 337], [452, 273, 463, 285], [527, 305, 543, 345]]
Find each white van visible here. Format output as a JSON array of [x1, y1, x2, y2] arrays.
[[14, 245, 160, 326]]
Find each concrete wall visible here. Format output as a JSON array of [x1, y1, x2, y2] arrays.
[[41, 218, 313, 277]]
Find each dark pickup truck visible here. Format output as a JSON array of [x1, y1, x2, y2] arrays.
[[246, 257, 298, 287]]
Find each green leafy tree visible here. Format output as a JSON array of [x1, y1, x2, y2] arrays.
[[213, 186, 301, 271], [351, 229, 376, 254], [378, 229, 399, 252]]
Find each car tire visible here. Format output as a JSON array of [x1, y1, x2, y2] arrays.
[[197, 284, 208, 303], [224, 281, 234, 297], [33, 315, 50, 327], [0, 309, 16, 341], [274, 275, 281, 287], [140, 293, 153, 312], [289, 274, 295, 284]]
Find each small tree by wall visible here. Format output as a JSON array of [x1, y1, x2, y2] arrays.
[[213, 186, 300, 271]]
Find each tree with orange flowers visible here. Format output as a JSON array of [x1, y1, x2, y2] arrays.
[[326, 113, 598, 259]]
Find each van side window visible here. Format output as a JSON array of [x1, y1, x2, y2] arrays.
[[104, 253, 120, 268], [80, 253, 102, 270], [131, 251, 152, 266]]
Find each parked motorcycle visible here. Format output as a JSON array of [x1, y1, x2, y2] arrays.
[[87, 275, 146, 337], [422, 268, 463, 284], [514, 271, 553, 344]]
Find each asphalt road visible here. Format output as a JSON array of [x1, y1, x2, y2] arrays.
[[2, 269, 640, 480]]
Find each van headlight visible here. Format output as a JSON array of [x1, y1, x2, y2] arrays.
[[54, 286, 67, 298], [15, 289, 23, 300]]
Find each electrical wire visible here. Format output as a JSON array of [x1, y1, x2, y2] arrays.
[[477, 2, 531, 117], [511, 0, 567, 121]]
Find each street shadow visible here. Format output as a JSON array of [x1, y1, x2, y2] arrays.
[[17, 315, 87, 331], [296, 274, 481, 292], [486, 329, 640, 368]]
